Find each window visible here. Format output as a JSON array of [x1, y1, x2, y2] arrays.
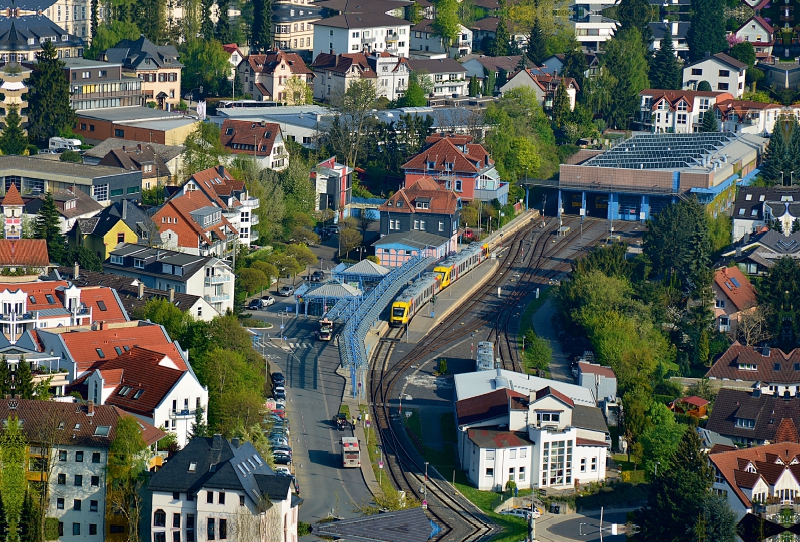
[[691, 68, 702, 75], [173, 513, 181, 528], [90, 500, 98, 512], [239, 495, 245, 506], [59, 450, 67, 461], [591, 457, 597, 471], [114, 129, 124, 137], [519, 466, 526, 481], [719, 69, 730, 77], [127, 186, 140, 194], [57, 498, 64, 509], [75, 451, 84, 462], [173, 533, 180, 542], [91, 475, 99, 487], [207, 518, 215, 540], [134, 258, 145, 269], [154, 510, 166, 527], [715, 299, 725, 308], [207, 491, 214, 504], [92, 184, 108, 201], [218, 492, 225, 505], [520, 448, 527, 458], [89, 524, 97, 536], [73, 523, 80, 536], [58, 523, 63, 537], [509, 467, 515, 481], [717, 83, 729, 91], [74, 499, 82, 511], [677, 113, 687, 125], [110, 525, 124, 534], [57, 473, 65, 485], [485, 467, 494, 476], [154, 534, 166, 542], [219, 519, 227, 539], [439, 221, 444, 231], [510, 449, 517, 459], [74, 475, 83, 486], [110, 188, 124, 197]]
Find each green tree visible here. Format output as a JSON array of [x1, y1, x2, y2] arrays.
[[601, 28, 649, 129], [526, 17, 548, 65], [138, 0, 166, 43], [19, 491, 38, 542], [214, 0, 233, 43], [490, 19, 511, 56], [615, 0, 653, 43], [190, 406, 208, 438], [326, 79, 378, 168], [552, 78, 570, 126], [433, 0, 461, 51], [64, 246, 102, 271], [561, 45, 588, 91], [181, 122, 231, 180], [697, 80, 712, 91], [468, 74, 479, 97], [26, 41, 76, 143], [0, 358, 10, 398], [84, 20, 140, 59], [180, 39, 232, 97], [14, 359, 33, 399], [522, 329, 552, 372], [250, 0, 272, 51], [621, 386, 652, 463], [0, 105, 27, 156], [761, 115, 790, 184], [59, 150, 82, 163], [34, 192, 65, 263], [649, 30, 681, 90], [729, 40, 756, 68], [700, 109, 718, 132], [483, 67, 496, 95], [639, 402, 686, 475], [283, 76, 313, 105], [401, 72, 428, 107], [0, 416, 27, 542], [238, 268, 269, 294], [285, 244, 318, 269], [635, 429, 713, 542], [339, 227, 363, 258], [693, 494, 737, 542], [108, 416, 149, 542], [687, 0, 727, 62]]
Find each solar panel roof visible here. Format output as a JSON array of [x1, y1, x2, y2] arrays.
[[583, 132, 738, 170]]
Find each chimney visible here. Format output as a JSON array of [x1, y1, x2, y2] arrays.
[[137, 281, 145, 299], [169, 287, 175, 303], [121, 199, 127, 220], [99, 321, 106, 331], [87, 400, 94, 416], [217, 165, 225, 177], [330, 48, 335, 56], [212, 434, 223, 450], [231, 437, 240, 448], [73, 262, 79, 280]]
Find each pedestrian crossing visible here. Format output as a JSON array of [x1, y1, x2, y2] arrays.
[[263, 340, 314, 350]]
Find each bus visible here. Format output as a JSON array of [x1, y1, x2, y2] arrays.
[[341, 437, 361, 468], [216, 100, 283, 109]]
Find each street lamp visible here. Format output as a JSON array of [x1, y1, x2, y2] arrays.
[[424, 461, 429, 496]]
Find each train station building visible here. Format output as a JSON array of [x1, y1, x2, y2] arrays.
[[547, 132, 767, 222]]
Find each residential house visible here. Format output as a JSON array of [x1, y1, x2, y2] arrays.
[[311, 156, 353, 218], [62, 57, 144, 111], [311, 0, 412, 59], [272, 0, 322, 55], [378, 176, 460, 253], [714, 98, 786, 134], [649, 21, 690, 58], [454, 367, 597, 406], [237, 51, 314, 103], [68, 199, 162, 261], [713, 266, 756, 333], [575, 362, 617, 403], [410, 20, 472, 58], [730, 229, 800, 275], [0, 279, 128, 343], [167, 165, 261, 247], [669, 396, 710, 418], [735, 16, 774, 61], [100, 36, 183, 109], [401, 133, 508, 204], [81, 346, 208, 448], [407, 58, 469, 99], [367, 51, 410, 101], [311, 52, 376, 102], [44, 0, 92, 42], [697, 427, 736, 453], [636, 89, 734, 133], [98, 144, 172, 190], [221, 44, 244, 79], [499, 70, 580, 112], [219, 119, 289, 172], [709, 442, 800, 519], [0, 398, 163, 542], [54, 267, 218, 321], [540, 53, 600, 80], [19, 320, 185, 381], [460, 54, 527, 92], [568, 3, 619, 52], [456, 384, 609, 491], [706, 342, 800, 396], [730, 186, 800, 242], [147, 435, 301, 542], [0, 16, 84, 62], [707, 387, 800, 446], [103, 244, 235, 314], [23, 188, 103, 236], [83, 139, 183, 185], [470, 17, 527, 53], [683, 52, 747, 98], [152, 191, 238, 258]]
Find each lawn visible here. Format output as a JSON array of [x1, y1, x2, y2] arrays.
[[517, 286, 555, 342]]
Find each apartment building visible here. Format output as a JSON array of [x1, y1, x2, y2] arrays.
[[406, 58, 468, 98], [153, 191, 238, 258], [683, 52, 747, 98], [636, 89, 734, 133], [312, 0, 411, 59], [62, 57, 144, 111], [410, 20, 472, 57], [103, 245, 235, 314], [273, 0, 322, 57], [237, 50, 314, 102], [46, 0, 91, 41], [0, 399, 163, 542], [219, 119, 289, 173]]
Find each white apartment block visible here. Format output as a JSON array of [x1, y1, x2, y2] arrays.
[[637, 89, 733, 133], [47, 0, 91, 42], [570, 3, 618, 52], [313, 14, 411, 59], [406, 58, 469, 98], [683, 53, 748, 98], [410, 20, 472, 57]]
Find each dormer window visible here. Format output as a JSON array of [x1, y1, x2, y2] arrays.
[[735, 417, 755, 428], [739, 363, 757, 370], [426, 161, 435, 169], [225, 128, 233, 135]]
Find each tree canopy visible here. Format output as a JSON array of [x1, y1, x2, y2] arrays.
[[687, 0, 727, 62], [0, 105, 28, 156], [649, 30, 681, 90], [180, 39, 233, 97], [597, 28, 649, 129], [26, 41, 76, 143]]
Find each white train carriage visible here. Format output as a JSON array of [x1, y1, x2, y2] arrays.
[[390, 273, 441, 326]]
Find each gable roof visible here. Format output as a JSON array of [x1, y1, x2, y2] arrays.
[[71, 199, 163, 245], [311, 52, 376, 77], [102, 35, 183, 70], [98, 144, 171, 178], [401, 136, 493, 174], [534, 385, 575, 408], [707, 388, 800, 443], [455, 387, 528, 425], [0, 397, 163, 448], [83, 138, 183, 163], [706, 342, 800, 383], [243, 51, 312, 76], [714, 266, 756, 311], [684, 52, 748, 71], [505, 68, 580, 92], [23, 189, 103, 221], [153, 191, 237, 248], [406, 57, 467, 75], [640, 89, 733, 111], [460, 54, 524, 74], [577, 362, 616, 379], [378, 176, 459, 216], [0, 240, 49, 268], [2, 183, 23, 206], [219, 119, 284, 158]]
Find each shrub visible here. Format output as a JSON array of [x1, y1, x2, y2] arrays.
[[45, 517, 60, 540]]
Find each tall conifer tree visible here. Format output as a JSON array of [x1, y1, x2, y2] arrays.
[[650, 30, 681, 90], [26, 42, 75, 143]]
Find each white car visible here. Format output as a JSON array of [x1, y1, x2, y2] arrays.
[[275, 466, 292, 476], [500, 508, 541, 520]]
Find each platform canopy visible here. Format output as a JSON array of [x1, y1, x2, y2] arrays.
[[333, 258, 391, 282]]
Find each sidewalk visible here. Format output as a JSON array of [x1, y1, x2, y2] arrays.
[[337, 372, 383, 499], [531, 298, 572, 382]]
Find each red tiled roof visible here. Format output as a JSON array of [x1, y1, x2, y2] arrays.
[[506, 69, 580, 93], [577, 362, 616, 379], [425, 133, 474, 145], [775, 418, 800, 444], [455, 388, 528, 425], [220, 119, 283, 158], [222, 43, 242, 55], [714, 266, 756, 311], [98, 368, 124, 387], [78, 286, 129, 323], [311, 52, 376, 77], [402, 137, 492, 174], [709, 444, 738, 454], [245, 51, 313, 76], [677, 395, 710, 407], [378, 176, 459, 215], [2, 183, 24, 206], [534, 386, 575, 408], [706, 342, 800, 383], [0, 240, 49, 268], [154, 191, 237, 249], [639, 89, 734, 112], [467, 428, 532, 449], [89, 346, 187, 417], [59, 324, 173, 374]]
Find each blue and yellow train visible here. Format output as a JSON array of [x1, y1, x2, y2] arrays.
[[390, 242, 490, 326]]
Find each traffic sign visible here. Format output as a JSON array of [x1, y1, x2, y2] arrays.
[[422, 500, 428, 509], [379, 461, 384, 469], [283, 336, 287, 341], [280, 324, 285, 330]]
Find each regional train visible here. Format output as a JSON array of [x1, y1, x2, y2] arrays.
[[390, 242, 490, 326]]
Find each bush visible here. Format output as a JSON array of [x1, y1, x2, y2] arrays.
[[59, 150, 82, 163], [298, 522, 312, 536], [438, 358, 447, 374], [44, 517, 60, 540]]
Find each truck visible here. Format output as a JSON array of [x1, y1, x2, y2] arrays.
[[49, 137, 81, 152], [317, 318, 334, 341]]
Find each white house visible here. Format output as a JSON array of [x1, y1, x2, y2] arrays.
[[569, 4, 618, 52], [147, 435, 301, 542], [369, 51, 411, 101], [708, 442, 800, 519], [83, 346, 209, 448], [456, 385, 609, 491], [312, 2, 411, 60], [454, 368, 597, 405], [735, 16, 774, 62], [728, 186, 800, 242], [636, 89, 733, 133], [406, 58, 469, 98], [649, 21, 690, 58], [500, 70, 579, 112], [683, 52, 748, 98], [714, 98, 787, 134], [410, 20, 472, 58]]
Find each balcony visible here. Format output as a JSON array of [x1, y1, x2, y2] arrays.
[[204, 294, 231, 303], [474, 182, 510, 204], [239, 198, 260, 209], [0, 312, 37, 323], [249, 215, 260, 226], [169, 408, 197, 419], [205, 274, 231, 285], [386, 34, 399, 42], [362, 36, 376, 44]]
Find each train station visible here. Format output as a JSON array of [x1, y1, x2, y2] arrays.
[[529, 132, 768, 222]]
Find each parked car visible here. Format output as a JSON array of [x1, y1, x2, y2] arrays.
[[325, 225, 339, 235], [312, 270, 325, 281], [273, 453, 292, 465], [268, 436, 289, 447], [275, 466, 292, 476], [261, 295, 275, 306], [500, 508, 541, 520], [272, 445, 292, 456], [271, 372, 285, 386], [274, 390, 286, 401], [247, 299, 263, 310], [278, 285, 294, 297]]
